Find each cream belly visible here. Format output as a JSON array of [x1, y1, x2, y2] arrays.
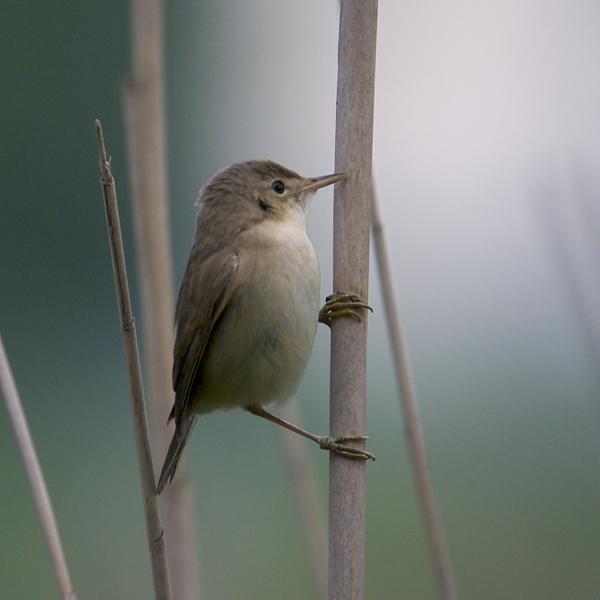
[[190, 213, 320, 415]]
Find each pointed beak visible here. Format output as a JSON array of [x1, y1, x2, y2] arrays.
[[301, 172, 347, 193]]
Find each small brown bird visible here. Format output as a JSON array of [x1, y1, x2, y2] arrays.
[[157, 160, 373, 493]]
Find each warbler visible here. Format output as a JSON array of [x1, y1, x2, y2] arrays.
[[158, 160, 373, 493]]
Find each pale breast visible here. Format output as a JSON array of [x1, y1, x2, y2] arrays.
[[192, 213, 321, 414]]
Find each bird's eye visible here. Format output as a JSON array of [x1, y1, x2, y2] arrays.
[[271, 180, 285, 195]]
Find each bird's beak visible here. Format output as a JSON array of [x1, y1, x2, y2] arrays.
[[301, 172, 347, 193]]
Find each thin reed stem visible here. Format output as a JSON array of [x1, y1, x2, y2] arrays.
[[124, 2, 200, 596], [371, 187, 457, 599], [279, 404, 328, 600], [95, 119, 172, 600], [0, 336, 77, 600]]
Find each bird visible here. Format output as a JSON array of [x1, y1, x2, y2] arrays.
[[157, 160, 374, 493]]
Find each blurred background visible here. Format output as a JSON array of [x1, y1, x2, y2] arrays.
[[2, 1, 600, 598]]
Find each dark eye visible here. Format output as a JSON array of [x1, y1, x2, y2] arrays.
[[271, 180, 285, 194]]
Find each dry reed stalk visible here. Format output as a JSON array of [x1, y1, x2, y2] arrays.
[[95, 119, 172, 600], [371, 187, 457, 600], [329, 2, 378, 599], [0, 336, 77, 600], [125, 1, 200, 597], [279, 404, 328, 600]]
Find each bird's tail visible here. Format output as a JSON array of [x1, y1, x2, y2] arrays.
[[157, 416, 197, 494]]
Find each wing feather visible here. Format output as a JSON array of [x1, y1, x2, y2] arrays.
[[169, 248, 239, 425]]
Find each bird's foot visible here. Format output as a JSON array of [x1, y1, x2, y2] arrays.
[[318, 292, 373, 327], [318, 435, 376, 461], [247, 406, 375, 462]]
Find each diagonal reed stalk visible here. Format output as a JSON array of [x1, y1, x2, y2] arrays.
[[0, 335, 77, 600], [371, 186, 457, 600], [329, 2, 378, 599], [95, 119, 172, 600]]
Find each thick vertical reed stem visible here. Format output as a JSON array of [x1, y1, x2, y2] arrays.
[[95, 120, 172, 600], [0, 336, 77, 600], [329, 2, 378, 600]]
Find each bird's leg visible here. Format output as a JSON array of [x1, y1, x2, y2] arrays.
[[246, 406, 375, 461], [318, 292, 373, 327]]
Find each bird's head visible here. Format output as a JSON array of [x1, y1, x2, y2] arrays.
[[199, 160, 346, 222]]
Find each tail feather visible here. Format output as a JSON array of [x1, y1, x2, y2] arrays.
[[157, 416, 197, 494]]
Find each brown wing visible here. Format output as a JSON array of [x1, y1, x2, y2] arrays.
[[169, 248, 239, 426]]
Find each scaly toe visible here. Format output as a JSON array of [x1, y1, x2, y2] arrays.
[[319, 292, 373, 327], [318, 436, 376, 461], [334, 435, 369, 443]]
